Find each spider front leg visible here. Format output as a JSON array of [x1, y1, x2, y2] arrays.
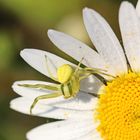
[[83, 67, 115, 78], [79, 73, 92, 81], [45, 55, 58, 82], [18, 84, 58, 91], [30, 92, 62, 114]]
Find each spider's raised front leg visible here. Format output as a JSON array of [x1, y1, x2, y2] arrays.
[[30, 92, 62, 114], [79, 73, 91, 81], [45, 55, 58, 82]]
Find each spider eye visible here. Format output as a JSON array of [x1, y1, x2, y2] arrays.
[[57, 64, 74, 83]]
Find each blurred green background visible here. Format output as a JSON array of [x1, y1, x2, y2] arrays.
[[0, 0, 137, 139]]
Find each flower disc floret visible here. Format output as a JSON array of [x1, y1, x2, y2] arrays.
[[96, 72, 140, 140]]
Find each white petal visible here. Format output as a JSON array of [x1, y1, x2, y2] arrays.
[[83, 8, 127, 75], [119, 2, 140, 72], [80, 75, 103, 94], [45, 92, 98, 111], [10, 97, 93, 120], [74, 130, 102, 140], [136, 0, 140, 17], [27, 119, 96, 140], [20, 49, 74, 78], [12, 80, 98, 110], [48, 29, 109, 70]]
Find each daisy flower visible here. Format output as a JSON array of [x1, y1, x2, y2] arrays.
[[11, 1, 140, 140]]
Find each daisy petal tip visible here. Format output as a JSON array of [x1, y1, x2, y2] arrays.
[[9, 98, 19, 111], [11, 84, 15, 90], [26, 133, 30, 140], [119, 1, 135, 17], [9, 99, 14, 107], [83, 7, 93, 15], [12, 81, 24, 93], [20, 49, 25, 57], [120, 1, 133, 9], [9, 101, 18, 112], [83, 7, 90, 12], [20, 48, 30, 58], [119, 1, 135, 19], [136, 0, 140, 14], [26, 128, 39, 140], [83, 7, 99, 19], [20, 48, 37, 56], [47, 29, 54, 35], [26, 131, 32, 140], [11, 82, 17, 90], [47, 29, 59, 39]]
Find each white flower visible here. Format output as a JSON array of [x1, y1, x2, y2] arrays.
[[11, 1, 140, 140]]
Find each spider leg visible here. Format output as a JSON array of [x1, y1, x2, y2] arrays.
[[30, 92, 62, 114], [84, 68, 115, 78], [74, 57, 84, 74], [84, 67, 107, 72], [18, 84, 59, 91], [79, 73, 91, 81], [97, 71, 116, 78], [45, 55, 58, 81]]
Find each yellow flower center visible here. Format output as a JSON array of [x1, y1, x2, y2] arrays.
[[96, 72, 140, 140]]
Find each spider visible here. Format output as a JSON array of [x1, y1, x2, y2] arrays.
[[18, 56, 111, 114]]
